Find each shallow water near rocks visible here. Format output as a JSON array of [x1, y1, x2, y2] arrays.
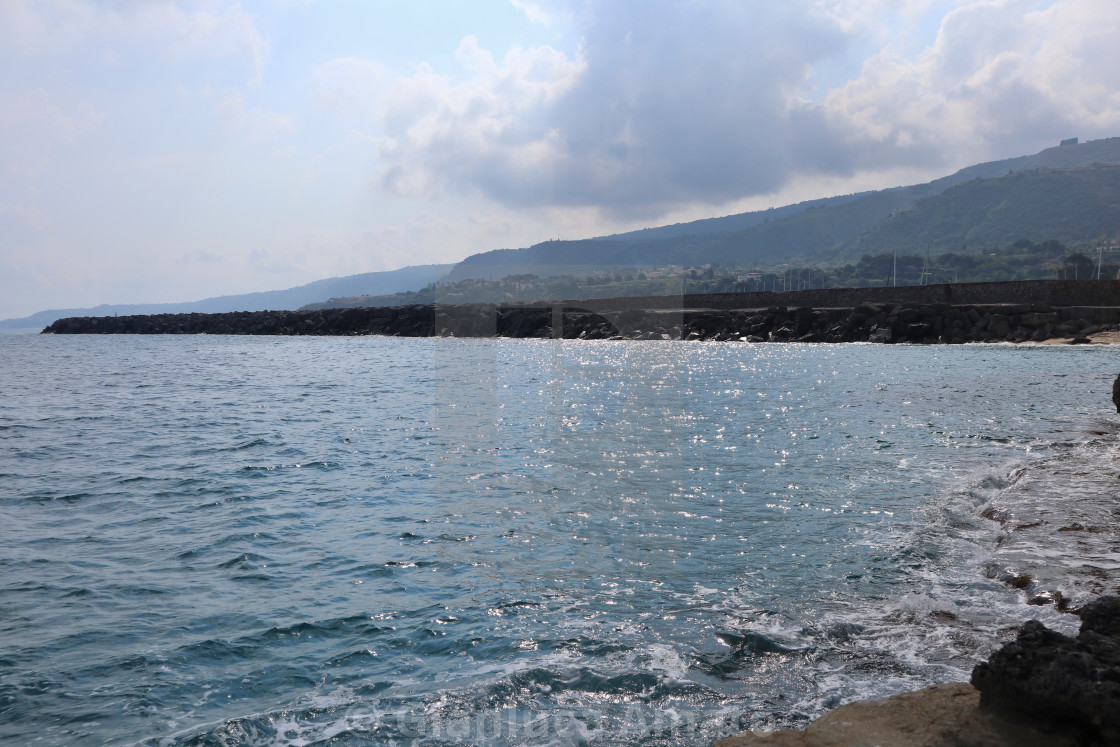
[[1, 335, 1117, 745]]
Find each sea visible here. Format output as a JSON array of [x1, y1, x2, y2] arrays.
[[1, 333, 1118, 746]]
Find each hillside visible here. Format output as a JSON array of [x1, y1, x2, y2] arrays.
[[838, 165, 1120, 257], [445, 137, 1120, 281], [0, 264, 453, 330]]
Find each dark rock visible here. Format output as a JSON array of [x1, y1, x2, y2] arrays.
[[1080, 595, 1120, 638], [971, 595, 1120, 745], [1020, 312, 1060, 329], [907, 322, 934, 339], [36, 299, 1120, 349], [868, 327, 892, 343], [989, 315, 1012, 338], [769, 326, 795, 342], [1113, 374, 1120, 413], [897, 307, 922, 324]]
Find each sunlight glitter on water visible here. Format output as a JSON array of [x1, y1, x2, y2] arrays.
[[0, 335, 1115, 745]]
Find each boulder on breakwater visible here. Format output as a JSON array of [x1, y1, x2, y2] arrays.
[[42, 300, 1120, 345], [714, 595, 1120, 747]]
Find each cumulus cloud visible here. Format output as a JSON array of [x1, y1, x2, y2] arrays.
[[375, 1, 852, 216], [827, 0, 1120, 166], [370, 0, 1120, 218]]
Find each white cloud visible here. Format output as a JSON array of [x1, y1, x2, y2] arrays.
[[368, 0, 1120, 219], [825, 0, 1120, 167], [373, 1, 856, 217], [375, 37, 586, 200], [511, 0, 555, 26], [0, 0, 269, 76]]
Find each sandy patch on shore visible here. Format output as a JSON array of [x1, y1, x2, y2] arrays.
[[1020, 329, 1120, 345]]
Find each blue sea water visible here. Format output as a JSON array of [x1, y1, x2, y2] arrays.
[[1, 334, 1118, 746]]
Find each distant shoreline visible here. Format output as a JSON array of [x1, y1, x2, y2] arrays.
[[39, 280, 1120, 346]]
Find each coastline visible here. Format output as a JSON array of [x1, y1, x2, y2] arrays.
[[1028, 328, 1120, 344], [715, 596, 1120, 746], [38, 300, 1120, 346]]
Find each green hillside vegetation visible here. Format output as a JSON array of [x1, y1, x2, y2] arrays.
[[302, 240, 1118, 309], [445, 139, 1120, 282], [839, 166, 1120, 258]]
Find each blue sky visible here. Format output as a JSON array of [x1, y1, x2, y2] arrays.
[[3, 0, 1119, 319]]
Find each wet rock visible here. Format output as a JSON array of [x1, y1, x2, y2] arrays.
[[1113, 374, 1120, 413], [971, 595, 1120, 745]]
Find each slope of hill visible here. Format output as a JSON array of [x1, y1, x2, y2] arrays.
[[0, 264, 453, 330], [838, 165, 1120, 258], [444, 137, 1120, 281], [599, 191, 873, 242]]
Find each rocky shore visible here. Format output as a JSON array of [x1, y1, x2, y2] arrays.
[[41, 300, 1120, 344], [715, 596, 1120, 746]]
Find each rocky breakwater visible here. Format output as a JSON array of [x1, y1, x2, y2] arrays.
[[41, 305, 615, 339], [42, 300, 1120, 343], [713, 595, 1120, 746], [669, 302, 1118, 344]]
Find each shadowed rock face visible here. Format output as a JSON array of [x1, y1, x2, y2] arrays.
[[971, 595, 1120, 745], [40, 301, 1120, 345]]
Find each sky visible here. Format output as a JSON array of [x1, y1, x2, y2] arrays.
[[3, 0, 1120, 320]]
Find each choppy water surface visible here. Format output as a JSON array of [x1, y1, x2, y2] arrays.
[[1, 335, 1118, 746]]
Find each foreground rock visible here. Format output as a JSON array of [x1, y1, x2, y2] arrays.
[[715, 596, 1120, 746], [972, 595, 1120, 745], [712, 683, 1075, 747]]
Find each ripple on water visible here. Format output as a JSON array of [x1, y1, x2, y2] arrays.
[[1, 336, 1118, 745]]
